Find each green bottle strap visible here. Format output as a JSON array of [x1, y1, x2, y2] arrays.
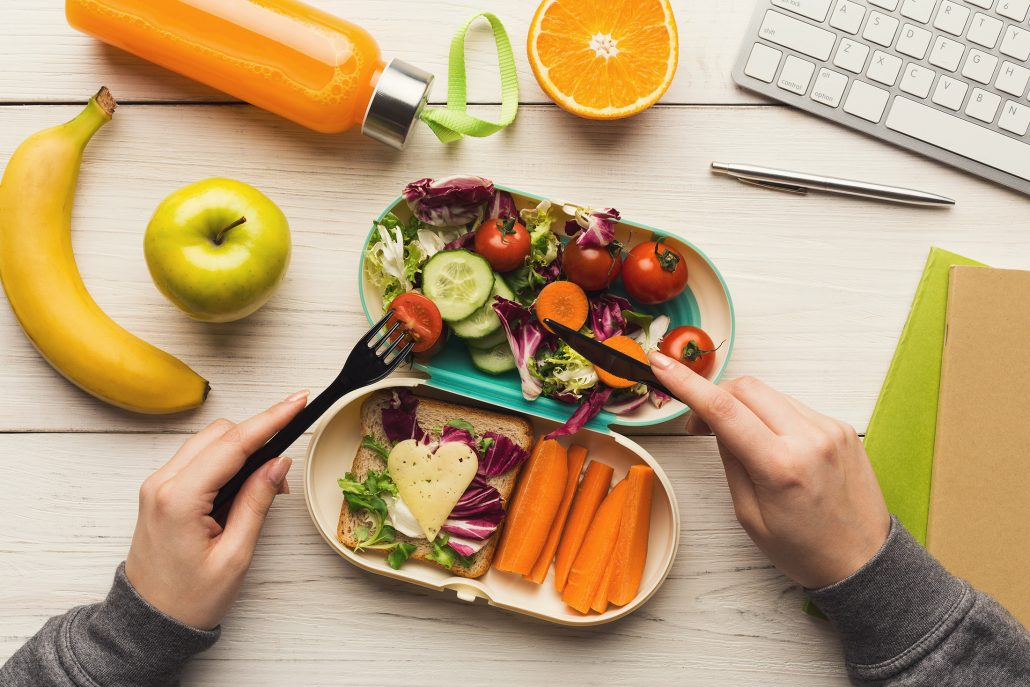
[[420, 12, 519, 143]]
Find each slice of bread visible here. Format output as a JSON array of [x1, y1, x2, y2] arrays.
[[337, 389, 534, 578]]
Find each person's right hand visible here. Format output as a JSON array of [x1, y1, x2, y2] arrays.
[[124, 390, 308, 630], [648, 351, 890, 590]]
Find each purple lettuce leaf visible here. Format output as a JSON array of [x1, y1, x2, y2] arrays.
[[443, 476, 505, 542], [492, 297, 555, 401], [545, 386, 614, 440], [442, 231, 476, 251], [438, 425, 478, 455], [445, 534, 488, 557], [402, 176, 494, 227], [478, 432, 530, 477], [569, 207, 620, 248], [589, 293, 633, 341], [649, 389, 674, 409], [381, 389, 427, 443], [605, 392, 650, 415], [487, 190, 517, 219]]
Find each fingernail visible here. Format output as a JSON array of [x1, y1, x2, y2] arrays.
[[268, 457, 292, 485], [649, 350, 675, 370], [283, 389, 309, 404]]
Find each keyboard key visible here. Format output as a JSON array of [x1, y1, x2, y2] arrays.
[[869, 0, 899, 8], [932, 74, 969, 109], [933, 1, 971, 34], [901, 63, 937, 96], [999, 99, 1030, 134], [759, 10, 837, 61], [772, 0, 833, 21], [1001, 26, 1030, 62], [898, 23, 933, 58], [868, 50, 904, 84], [965, 87, 1002, 121], [886, 97, 1030, 181], [833, 37, 871, 72], [864, 12, 901, 46], [962, 48, 999, 83], [930, 35, 966, 70], [844, 80, 891, 121], [744, 43, 783, 83], [829, 0, 866, 33], [778, 55, 817, 94], [901, 0, 938, 22], [997, 0, 1030, 21], [996, 61, 1030, 96], [967, 12, 1003, 48], [811, 68, 849, 106]]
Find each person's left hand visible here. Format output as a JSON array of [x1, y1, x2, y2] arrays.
[[124, 390, 308, 630]]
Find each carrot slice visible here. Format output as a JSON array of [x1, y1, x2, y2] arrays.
[[591, 555, 615, 614], [562, 479, 629, 614], [594, 335, 648, 389], [607, 465, 656, 606], [493, 439, 569, 576], [536, 281, 588, 334], [554, 460, 615, 592], [525, 444, 589, 584]]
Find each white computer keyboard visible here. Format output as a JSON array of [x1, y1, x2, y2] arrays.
[[733, 0, 1030, 196]]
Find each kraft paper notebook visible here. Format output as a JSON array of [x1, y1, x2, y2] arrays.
[[927, 266, 1030, 627]]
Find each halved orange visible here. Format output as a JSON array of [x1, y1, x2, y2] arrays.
[[527, 0, 679, 120]]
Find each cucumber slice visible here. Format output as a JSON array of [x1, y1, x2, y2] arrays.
[[422, 250, 494, 322], [469, 342, 516, 375], [465, 327, 508, 350], [451, 275, 515, 339]]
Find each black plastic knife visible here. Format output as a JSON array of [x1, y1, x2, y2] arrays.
[[543, 318, 675, 398]]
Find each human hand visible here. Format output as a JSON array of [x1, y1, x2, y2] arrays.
[[124, 390, 309, 630], [648, 352, 890, 589]]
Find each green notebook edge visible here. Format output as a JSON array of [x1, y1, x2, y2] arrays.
[[804, 247, 984, 619]]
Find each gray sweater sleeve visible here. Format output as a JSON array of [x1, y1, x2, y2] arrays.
[[807, 516, 1030, 686], [0, 563, 218, 687]]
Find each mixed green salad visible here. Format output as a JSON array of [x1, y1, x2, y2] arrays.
[[365, 175, 717, 436]]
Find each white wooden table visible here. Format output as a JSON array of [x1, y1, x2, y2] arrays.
[[3, 2, 1029, 684]]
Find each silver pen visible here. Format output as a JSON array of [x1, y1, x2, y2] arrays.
[[711, 162, 955, 207]]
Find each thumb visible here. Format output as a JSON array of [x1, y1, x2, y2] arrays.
[[220, 456, 292, 559]]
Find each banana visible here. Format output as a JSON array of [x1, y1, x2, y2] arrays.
[[0, 88, 209, 414]]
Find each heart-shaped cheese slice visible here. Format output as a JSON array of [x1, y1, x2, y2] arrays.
[[387, 439, 479, 541]]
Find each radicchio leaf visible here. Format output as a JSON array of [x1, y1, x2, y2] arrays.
[[545, 386, 614, 440], [445, 534, 488, 557], [442, 231, 476, 251], [565, 207, 621, 248], [443, 476, 505, 542], [605, 392, 650, 415], [649, 389, 674, 409], [402, 175, 494, 227], [478, 432, 530, 477], [493, 297, 555, 401], [439, 425, 477, 454], [381, 389, 427, 443], [589, 293, 633, 341], [487, 189, 518, 219]]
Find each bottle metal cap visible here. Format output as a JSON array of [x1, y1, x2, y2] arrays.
[[362, 58, 434, 150]]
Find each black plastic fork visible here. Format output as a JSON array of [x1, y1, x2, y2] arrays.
[[210, 310, 414, 521]]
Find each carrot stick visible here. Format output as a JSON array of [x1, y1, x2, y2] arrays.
[[554, 460, 614, 592], [607, 465, 656, 607], [524, 444, 589, 584], [493, 439, 569, 576], [536, 281, 588, 334], [590, 555, 615, 614], [561, 479, 629, 614]]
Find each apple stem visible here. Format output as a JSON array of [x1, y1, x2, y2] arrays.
[[214, 216, 247, 245]]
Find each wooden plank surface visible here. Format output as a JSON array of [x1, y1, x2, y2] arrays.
[[0, 433, 849, 686], [0, 0, 761, 105], [1, 104, 1028, 434]]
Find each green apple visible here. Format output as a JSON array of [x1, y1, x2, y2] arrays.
[[144, 178, 291, 323]]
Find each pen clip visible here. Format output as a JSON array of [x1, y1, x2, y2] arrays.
[[736, 177, 808, 195]]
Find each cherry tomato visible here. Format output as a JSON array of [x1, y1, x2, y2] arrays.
[[659, 326, 720, 377], [474, 217, 531, 272], [622, 238, 688, 304], [387, 292, 443, 354], [562, 241, 623, 291]]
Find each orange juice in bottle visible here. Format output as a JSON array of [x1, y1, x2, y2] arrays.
[[66, 0, 434, 147]]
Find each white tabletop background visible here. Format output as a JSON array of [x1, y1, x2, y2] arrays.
[[2, 1, 1028, 684]]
